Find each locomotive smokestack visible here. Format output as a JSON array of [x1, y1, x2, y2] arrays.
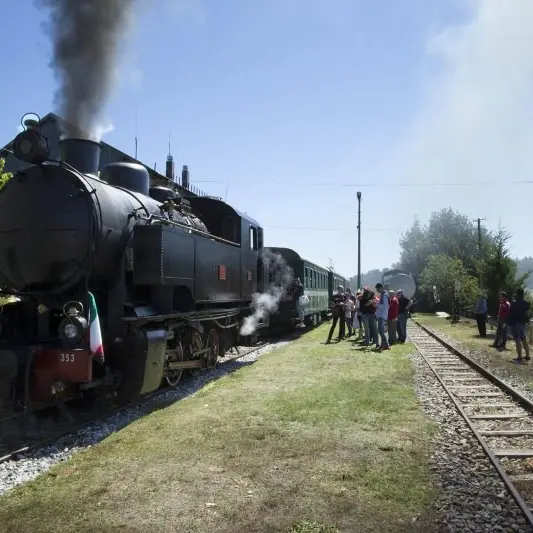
[[166, 154, 175, 181], [59, 138, 101, 175], [181, 165, 190, 189], [37, 0, 136, 140]]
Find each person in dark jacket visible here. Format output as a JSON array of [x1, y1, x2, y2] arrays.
[[474, 293, 488, 337], [396, 289, 412, 343], [507, 288, 530, 363], [326, 285, 347, 343], [360, 287, 378, 348]]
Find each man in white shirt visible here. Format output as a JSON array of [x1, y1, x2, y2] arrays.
[[375, 283, 390, 351]]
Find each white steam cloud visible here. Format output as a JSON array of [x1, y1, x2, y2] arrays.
[[397, 0, 533, 188], [240, 250, 294, 336]]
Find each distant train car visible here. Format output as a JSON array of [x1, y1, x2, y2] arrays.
[[328, 270, 349, 298], [264, 247, 330, 328]]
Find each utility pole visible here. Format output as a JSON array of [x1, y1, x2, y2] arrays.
[[357, 192, 362, 289], [474, 217, 486, 290]]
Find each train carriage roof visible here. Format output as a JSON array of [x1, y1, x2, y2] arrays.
[[265, 247, 339, 275], [329, 269, 347, 280]]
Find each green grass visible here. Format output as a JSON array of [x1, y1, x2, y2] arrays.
[[416, 314, 533, 388], [0, 325, 438, 533]]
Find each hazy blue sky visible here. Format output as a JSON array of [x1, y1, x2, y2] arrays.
[[3, 0, 532, 278]]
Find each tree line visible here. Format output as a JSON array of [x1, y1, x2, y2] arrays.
[[350, 208, 531, 315]]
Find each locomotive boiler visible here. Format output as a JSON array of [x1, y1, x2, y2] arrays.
[[0, 119, 265, 414]]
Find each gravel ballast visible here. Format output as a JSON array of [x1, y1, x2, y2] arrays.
[[409, 326, 533, 533], [0, 340, 288, 496]]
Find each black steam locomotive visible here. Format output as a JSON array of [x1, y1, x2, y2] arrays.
[[0, 119, 348, 416], [0, 119, 273, 412]]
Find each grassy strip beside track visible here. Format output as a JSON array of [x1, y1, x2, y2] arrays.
[[416, 314, 533, 388], [0, 325, 437, 533]]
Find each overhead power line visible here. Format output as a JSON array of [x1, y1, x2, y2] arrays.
[[264, 225, 402, 232], [192, 179, 533, 189], [266, 180, 533, 188]]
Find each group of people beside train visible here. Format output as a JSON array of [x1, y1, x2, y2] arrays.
[[325, 284, 413, 350], [474, 289, 531, 364]]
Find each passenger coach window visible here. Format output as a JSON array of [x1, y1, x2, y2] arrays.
[[305, 267, 309, 286], [250, 226, 258, 251]]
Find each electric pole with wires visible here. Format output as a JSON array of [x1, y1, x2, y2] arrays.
[[474, 217, 486, 290]]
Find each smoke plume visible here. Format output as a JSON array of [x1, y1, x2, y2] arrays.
[[240, 250, 294, 336], [37, 0, 136, 139]]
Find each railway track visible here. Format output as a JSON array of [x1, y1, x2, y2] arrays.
[[410, 320, 533, 528], [0, 339, 276, 466]]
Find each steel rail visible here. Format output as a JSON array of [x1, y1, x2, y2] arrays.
[[411, 320, 533, 526]]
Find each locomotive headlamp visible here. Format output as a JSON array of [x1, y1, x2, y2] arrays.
[[12, 129, 50, 165], [58, 316, 88, 345], [58, 301, 88, 345]]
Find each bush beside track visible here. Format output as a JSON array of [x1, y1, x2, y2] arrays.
[[0, 325, 438, 533]]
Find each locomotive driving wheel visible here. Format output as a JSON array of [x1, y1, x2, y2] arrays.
[[188, 330, 204, 376], [164, 341, 184, 387], [205, 328, 220, 369]]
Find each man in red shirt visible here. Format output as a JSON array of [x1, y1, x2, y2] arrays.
[[491, 291, 510, 350], [387, 289, 399, 345]]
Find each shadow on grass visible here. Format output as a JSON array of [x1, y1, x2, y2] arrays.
[[472, 334, 495, 340]]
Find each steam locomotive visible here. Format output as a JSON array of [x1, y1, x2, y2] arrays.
[[0, 119, 349, 416]]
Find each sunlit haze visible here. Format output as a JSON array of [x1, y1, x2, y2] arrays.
[[2, 0, 532, 277]]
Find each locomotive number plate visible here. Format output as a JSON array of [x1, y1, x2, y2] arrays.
[[60, 352, 76, 363]]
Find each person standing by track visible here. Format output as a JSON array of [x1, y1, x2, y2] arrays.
[[354, 290, 363, 339], [387, 289, 399, 345], [375, 283, 390, 351], [326, 285, 347, 343], [361, 287, 378, 348], [491, 292, 510, 351], [344, 289, 355, 337], [507, 288, 531, 364], [474, 293, 488, 338], [396, 289, 411, 343]]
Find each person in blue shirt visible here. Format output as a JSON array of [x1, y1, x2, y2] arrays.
[[507, 288, 530, 364]]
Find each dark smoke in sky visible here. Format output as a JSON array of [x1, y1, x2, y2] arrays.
[[37, 0, 136, 139]]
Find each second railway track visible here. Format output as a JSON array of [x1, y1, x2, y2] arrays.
[[410, 320, 533, 529]]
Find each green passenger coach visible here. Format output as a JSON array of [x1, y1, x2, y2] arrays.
[[264, 247, 348, 328], [328, 270, 349, 298]]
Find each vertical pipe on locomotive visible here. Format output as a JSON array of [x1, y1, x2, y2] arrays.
[[59, 138, 101, 175]]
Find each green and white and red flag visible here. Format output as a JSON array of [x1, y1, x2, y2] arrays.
[[88, 291, 104, 362]]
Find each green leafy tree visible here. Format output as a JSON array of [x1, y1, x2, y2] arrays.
[[0, 158, 12, 191], [419, 254, 479, 313], [396, 217, 429, 276], [397, 208, 494, 277], [480, 228, 531, 314]]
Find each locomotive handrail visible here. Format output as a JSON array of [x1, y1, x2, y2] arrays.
[[143, 213, 241, 248], [122, 307, 242, 325]]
